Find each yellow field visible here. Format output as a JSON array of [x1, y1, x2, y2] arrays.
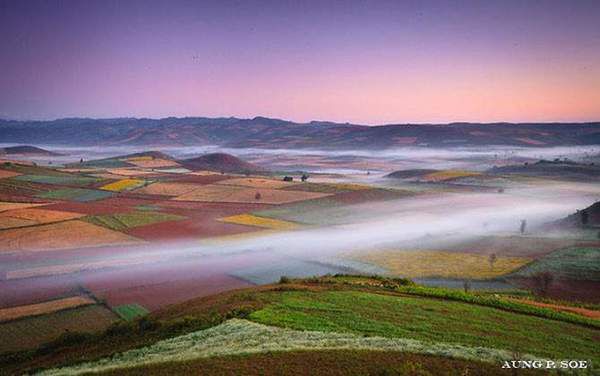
[[123, 156, 153, 162], [100, 179, 145, 192], [423, 170, 481, 182], [355, 250, 531, 279], [329, 183, 372, 191], [0, 296, 95, 322], [106, 168, 155, 177], [127, 159, 180, 168], [220, 214, 299, 230]]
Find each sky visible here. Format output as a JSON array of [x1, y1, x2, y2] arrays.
[[0, 0, 599, 124]]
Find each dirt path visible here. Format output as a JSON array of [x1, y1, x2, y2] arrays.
[[509, 298, 600, 319]]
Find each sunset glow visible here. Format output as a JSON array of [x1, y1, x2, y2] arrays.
[[1, 0, 599, 123]]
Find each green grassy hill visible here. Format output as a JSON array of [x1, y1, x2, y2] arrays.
[[2, 276, 598, 375]]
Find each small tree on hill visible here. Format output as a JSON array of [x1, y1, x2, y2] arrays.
[[531, 271, 554, 297], [488, 253, 497, 270], [463, 279, 471, 293], [519, 219, 527, 234], [255, 192, 262, 200]]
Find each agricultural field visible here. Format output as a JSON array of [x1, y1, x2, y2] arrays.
[[511, 247, 600, 281], [352, 249, 532, 279], [0, 220, 142, 252], [0, 208, 84, 229], [100, 179, 146, 192], [133, 181, 206, 196], [38, 187, 114, 202], [215, 177, 299, 189], [174, 184, 331, 204], [421, 170, 482, 182], [0, 202, 47, 212], [0, 296, 94, 322], [13, 276, 598, 375], [219, 214, 300, 230], [113, 303, 149, 321], [14, 174, 101, 186], [84, 211, 185, 231], [0, 304, 118, 353], [0, 169, 21, 179]]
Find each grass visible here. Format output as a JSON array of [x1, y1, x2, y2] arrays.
[[219, 214, 300, 230], [83, 211, 185, 231], [248, 290, 600, 362], [100, 179, 146, 192], [354, 250, 531, 279], [37, 188, 113, 202], [14, 174, 101, 186], [511, 247, 600, 281], [37, 319, 548, 375], [113, 304, 149, 322]]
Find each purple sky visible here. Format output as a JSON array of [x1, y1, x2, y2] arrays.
[[1, 0, 599, 124]]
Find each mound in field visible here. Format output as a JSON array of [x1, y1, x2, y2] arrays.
[[0, 145, 61, 156], [0, 220, 142, 252], [180, 153, 266, 174], [174, 184, 331, 204]]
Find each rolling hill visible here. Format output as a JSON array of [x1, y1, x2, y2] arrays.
[[180, 153, 266, 174], [0, 145, 61, 156], [1, 117, 599, 149]]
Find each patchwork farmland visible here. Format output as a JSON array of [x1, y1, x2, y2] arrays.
[[0, 149, 599, 375]]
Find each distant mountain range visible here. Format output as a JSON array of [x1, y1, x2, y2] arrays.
[[1, 117, 599, 149]]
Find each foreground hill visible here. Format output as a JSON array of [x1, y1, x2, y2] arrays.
[[1, 117, 599, 149], [0, 145, 61, 156], [180, 153, 266, 174], [553, 201, 600, 228], [3, 276, 597, 375]]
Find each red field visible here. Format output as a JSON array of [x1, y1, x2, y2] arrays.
[[43, 197, 157, 215], [83, 257, 255, 310]]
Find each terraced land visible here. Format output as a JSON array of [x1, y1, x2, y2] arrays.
[[18, 276, 599, 376]]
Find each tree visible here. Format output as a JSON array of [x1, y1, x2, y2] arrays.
[[520, 219, 527, 234], [80, 158, 84, 164], [301, 174, 309, 182], [488, 253, 497, 270], [531, 271, 554, 297], [463, 279, 471, 293], [255, 192, 262, 200], [581, 210, 589, 226]]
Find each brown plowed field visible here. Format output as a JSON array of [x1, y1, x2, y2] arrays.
[[0, 202, 48, 212], [215, 177, 299, 189], [174, 185, 330, 204], [44, 197, 155, 215], [133, 182, 206, 196], [0, 296, 95, 322], [0, 208, 84, 228], [0, 220, 142, 253], [0, 169, 22, 179]]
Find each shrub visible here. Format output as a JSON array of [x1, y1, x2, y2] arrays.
[[279, 276, 291, 284]]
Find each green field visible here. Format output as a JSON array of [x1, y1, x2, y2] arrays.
[[249, 290, 600, 361], [84, 211, 185, 231], [511, 247, 600, 281], [113, 304, 149, 321], [37, 188, 113, 202], [14, 174, 101, 186]]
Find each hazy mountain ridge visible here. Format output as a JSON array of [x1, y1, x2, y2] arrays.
[[1, 117, 599, 149]]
